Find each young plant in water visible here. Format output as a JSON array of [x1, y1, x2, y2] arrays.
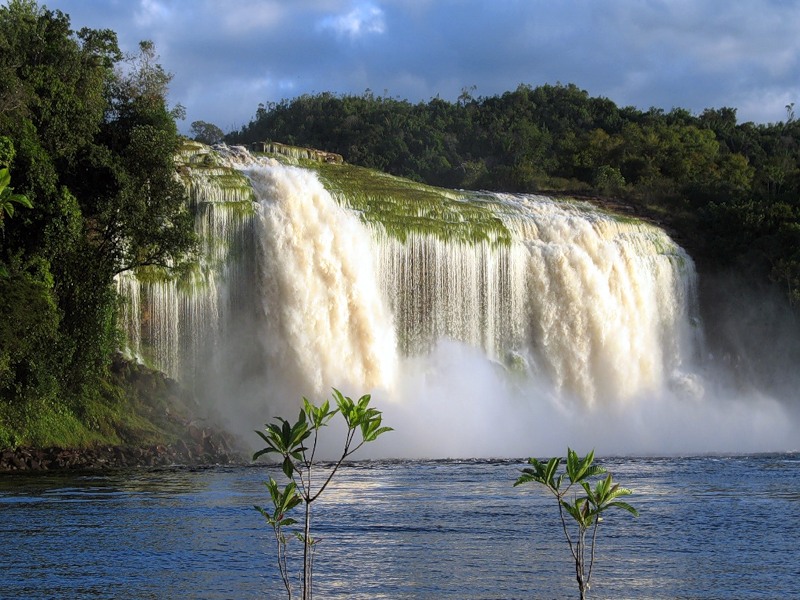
[[253, 389, 392, 600], [514, 448, 638, 600]]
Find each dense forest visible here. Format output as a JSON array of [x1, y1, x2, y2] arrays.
[[0, 0, 196, 448], [226, 86, 800, 305]]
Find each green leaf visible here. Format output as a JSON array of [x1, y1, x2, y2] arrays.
[[290, 419, 310, 448], [580, 480, 594, 501], [561, 499, 585, 525], [358, 393, 372, 410], [282, 456, 294, 479], [544, 456, 561, 489], [608, 500, 639, 517], [11, 193, 32, 209], [252, 446, 273, 461], [573, 449, 596, 482], [364, 425, 393, 442], [514, 469, 536, 486]]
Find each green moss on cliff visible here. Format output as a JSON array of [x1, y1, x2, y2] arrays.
[[177, 141, 257, 206], [307, 160, 512, 246]]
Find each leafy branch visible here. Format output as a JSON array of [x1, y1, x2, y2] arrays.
[[515, 448, 638, 600], [253, 388, 392, 600], [0, 167, 32, 224]]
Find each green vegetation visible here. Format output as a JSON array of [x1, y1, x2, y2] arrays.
[[0, 167, 32, 224], [0, 1, 195, 449], [0, 355, 208, 450], [309, 159, 512, 245], [515, 449, 638, 600], [253, 389, 392, 600], [190, 120, 225, 145], [229, 84, 800, 306]]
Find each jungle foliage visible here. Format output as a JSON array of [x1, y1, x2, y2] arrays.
[[0, 0, 195, 447], [228, 84, 800, 305]]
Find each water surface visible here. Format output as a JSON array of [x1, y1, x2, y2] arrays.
[[1, 454, 797, 599]]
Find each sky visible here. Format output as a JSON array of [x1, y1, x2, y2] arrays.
[[39, 0, 800, 135]]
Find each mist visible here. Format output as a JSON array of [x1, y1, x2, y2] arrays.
[[226, 337, 798, 461], [209, 304, 799, 460]]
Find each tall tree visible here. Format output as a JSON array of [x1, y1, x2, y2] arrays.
[[0, 1, 194, 412]]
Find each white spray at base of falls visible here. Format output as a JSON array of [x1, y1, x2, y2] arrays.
[[117, 146, 799, 456]]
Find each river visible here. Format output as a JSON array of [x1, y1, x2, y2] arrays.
[[1, 454, 797, 599]]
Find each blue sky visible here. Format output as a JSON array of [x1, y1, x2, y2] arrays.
[[40, 0, 800, 134]]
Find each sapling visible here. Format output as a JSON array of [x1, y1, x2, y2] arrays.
[[253, 388, 392, 600], [514, 448, 638, 600]]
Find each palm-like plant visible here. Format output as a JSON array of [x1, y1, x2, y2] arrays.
[[515, 448, 638, 600], [0, 167, 32, 223], [253, 389, 392, 600]]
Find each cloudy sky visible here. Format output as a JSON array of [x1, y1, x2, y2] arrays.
[[42, 0, 800, 134]]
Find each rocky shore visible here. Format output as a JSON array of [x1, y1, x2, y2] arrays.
[[0, 425, 245, 473]]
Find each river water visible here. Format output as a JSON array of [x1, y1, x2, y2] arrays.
[[1, 454, 798, 599]]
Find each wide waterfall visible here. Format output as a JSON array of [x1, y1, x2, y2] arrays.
[[117, 144, 796, 456]]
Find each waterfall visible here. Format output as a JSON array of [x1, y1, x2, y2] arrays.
[[116, 144, 259, 382], [245, 161, 398, 396], [117, 144, 701, 411], [365, 194, 697, 406], [496, 195, 698, 404]]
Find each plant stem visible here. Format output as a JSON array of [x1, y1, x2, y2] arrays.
[[576, 529, 586, 600], [303, 500, 311, 600], [274, 527, 292, 599], [586, 517, 601, 589]]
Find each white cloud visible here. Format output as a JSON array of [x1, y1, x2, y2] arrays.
[[41, 0, 800, 127], [735, 86, 800, 124], [134, 0, 171, 27], [317, 2, 386, 39]]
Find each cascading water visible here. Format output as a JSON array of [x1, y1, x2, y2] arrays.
[[117, 144, 798, 455], [370, 195, 699, 406], [119, 144, 699, 405], [116, 143, 259, 383], [244, 157, 399, 396]]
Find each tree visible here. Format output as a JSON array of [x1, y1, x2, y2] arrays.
[[0, 1, 195, 421], [514, 448, 638, 600], [253, 389, 392, 600], [190, 120, 225, 145]]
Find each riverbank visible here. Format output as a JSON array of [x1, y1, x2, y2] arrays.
[[0, 427, 242, 472], [0, 354, 247, 472]]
